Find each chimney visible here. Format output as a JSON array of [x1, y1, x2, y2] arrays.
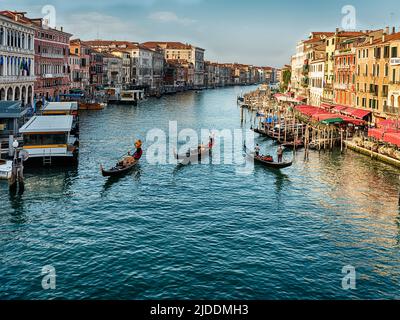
[[383, 34, 386, 42], [370, 37, 373, 44], [61, 26, 63, 32], [385, 26, 390, 34], [393, 27, 396, 34]]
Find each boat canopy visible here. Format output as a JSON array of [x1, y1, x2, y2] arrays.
[[42, 102, 78, 113], [19, 115, 74, 133]]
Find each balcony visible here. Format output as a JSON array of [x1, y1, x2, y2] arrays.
[[383, 105, 399, 115], [42, 73, 66, 79], [0, 45, 34, 55], [336, 65, 351, 70], [40, 53, 66, 59], [0, 75, 36, 83], [334, 83, 350, 90]]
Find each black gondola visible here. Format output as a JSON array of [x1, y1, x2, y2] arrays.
[[244, 145, 293, 169], [101, 143, 143, 177], [100, 160, 138, 177]]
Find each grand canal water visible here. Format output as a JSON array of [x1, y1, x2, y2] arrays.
[[1, 85, 400, 300]]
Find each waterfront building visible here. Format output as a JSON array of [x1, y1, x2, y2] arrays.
[[309, 58, 325, 106], [19, 115, 79, 165], [140, 43, 165, 94], [0, 100, 28, 156], [355, 29, 393, 123], [205, 61, 219, 88], [164, 59, 194, 88], [68, 53, 81, 90], [386, 31, 400, 119], [217, 64, 233, 87], [69, 39, 91, 91], [322, 30, 365, 104], [110, 50, 131, 85], [142, 42, 205, 88], [1, 11, 72, 102], [0, 12, 35, 105], [333, 31, 381, 109], [102, 53, 123, 87], [291, 40, 307, 97], [89, 51, 104, 89]]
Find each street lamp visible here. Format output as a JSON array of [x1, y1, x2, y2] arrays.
[[12, 140, 19, 149]]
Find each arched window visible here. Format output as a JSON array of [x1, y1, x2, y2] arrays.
[[391, 95, 395, 107], [398, 96, 400, 108]]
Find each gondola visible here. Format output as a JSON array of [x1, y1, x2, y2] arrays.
[[174, 144, 213, 165], [101, 141, 143, 177], [100, 159, 138, 177], [244, 145, 293, 169], [252, 127, 268, 136]]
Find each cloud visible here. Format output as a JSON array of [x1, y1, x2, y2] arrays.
[[59, 12, 144, 40], [149, 11, 196, 25]]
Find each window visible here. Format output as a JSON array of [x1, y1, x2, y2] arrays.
[[384, 46, 390, 58], [385, 64, 389, 76], [391, 46, 398, 58], [393, 69, 396, 83]]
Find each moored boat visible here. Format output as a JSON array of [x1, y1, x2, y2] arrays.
[[0, 159, 12, 180], [280, 140, 305, 150]]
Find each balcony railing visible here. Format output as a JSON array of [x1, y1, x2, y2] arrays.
[[334, 83, 350, 90], [0, 75, 36, 83], [383, 105, 400, 115], [40, 53, 66, 59]]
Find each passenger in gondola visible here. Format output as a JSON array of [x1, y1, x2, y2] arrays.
[[255, 144, 261, 157]]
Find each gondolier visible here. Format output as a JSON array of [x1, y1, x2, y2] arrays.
[[277, 146, 283, 163]]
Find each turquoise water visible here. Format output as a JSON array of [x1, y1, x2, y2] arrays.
[[1, 86, 400, 300]]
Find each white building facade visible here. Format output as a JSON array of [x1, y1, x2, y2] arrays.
[[309, 59, 325, 106], [0, 14, 35, 105]]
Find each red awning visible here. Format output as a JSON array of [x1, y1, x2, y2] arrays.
[[350, 108, 371, 120], [384, 132, 400, 147], [368, 128, 385, 140], [332, 105, 348, 113], [379, 119, 400, 129], [295, 105, 325, 117]]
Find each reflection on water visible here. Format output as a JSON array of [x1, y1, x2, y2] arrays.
[[1, 86, 400, 300]]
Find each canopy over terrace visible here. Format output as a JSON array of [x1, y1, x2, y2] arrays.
[[368, 127, 400, 147], [295, 105, 365, 126], [378, 119, 400, 129]]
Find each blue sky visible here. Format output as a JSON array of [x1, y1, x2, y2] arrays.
[[3, 0, 400, 67]]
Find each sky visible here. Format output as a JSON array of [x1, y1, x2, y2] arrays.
[[3, 0, 400, 67]]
